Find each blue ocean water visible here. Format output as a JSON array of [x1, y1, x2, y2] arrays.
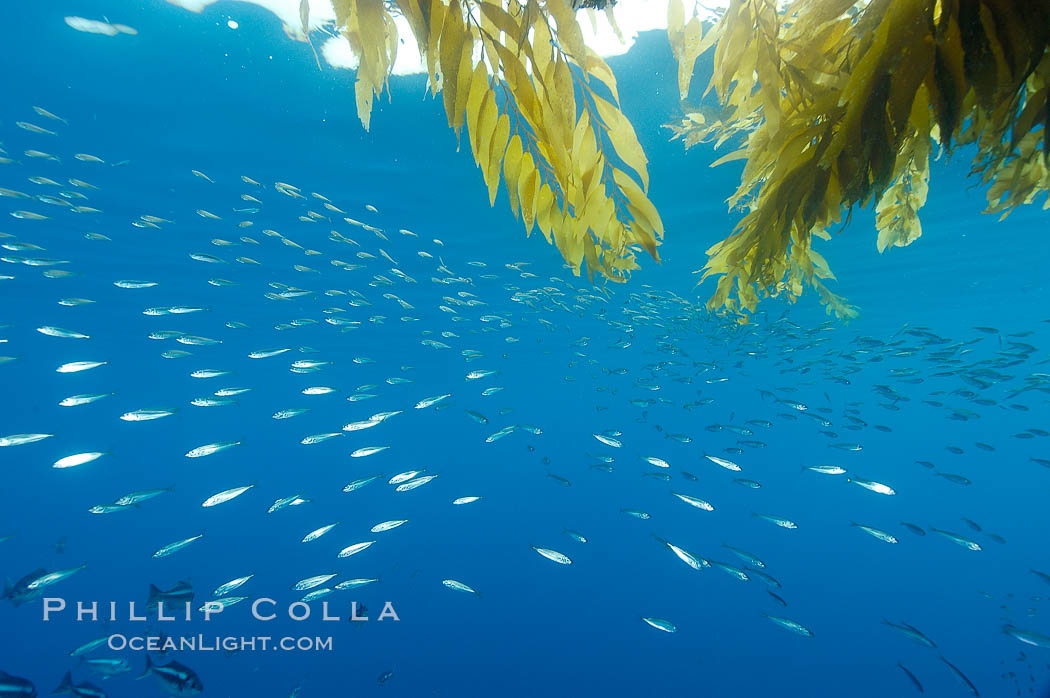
[[2, 2, 1050, 697]]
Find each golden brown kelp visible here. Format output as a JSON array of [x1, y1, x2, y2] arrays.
[[330, 0, 662, 282], [667, 0, 1050, 320]]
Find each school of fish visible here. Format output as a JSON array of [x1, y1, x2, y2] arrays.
[[1, 103, 1049, 698]]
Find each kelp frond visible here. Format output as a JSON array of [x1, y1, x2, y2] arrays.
[[330, 0, 663, 282], [668, 0, 1050, 319]]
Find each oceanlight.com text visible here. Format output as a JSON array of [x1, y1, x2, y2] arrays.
[[108, 634, 334, 652]]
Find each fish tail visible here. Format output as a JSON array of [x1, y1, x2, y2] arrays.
[[53, 670, 74, 694], [136, 654, 154, 680]]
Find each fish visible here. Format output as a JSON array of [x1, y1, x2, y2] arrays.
[[338, 419, 380, 436], [147, 580, 194, 613], [248, 347, 290, 359], [185, 441, 240, 458], [370, 520, 408, 533], [671, 492, 714, 511], [299, 588, 332, 602], [9, 211, 48, 220], [69, 636, 112, 657], [292, 574, 336, 591], [396, 475, 438, 492], [723, 544, 764, 568], [710, 561, 749, 581], [16, 121, 57, 135], [212, 575, 253, 597], [190, 369, 230, 378], [335, 579, 379, 590], [136, 656, 203, 696], [268, 494, 309, 513], [33, 106, 67, 123], [272, 408, 310, 419], [929, 528, 981, 551], [1002, 624, 1050, 647], [152, 534, 204, 558], [882, 619, 936, 648], [761, 613, 813, 637], [25, 565, 87, 590], [653, 536, 707, 571], [532, 546, 572, 565], [899, 522, 926, 536], [201, 596, 246, 611], [192, 397, 236, 407], [564, 529, 587, 543], [337, 541, 375, 558], [111, 487, 173, 503], [201, 485, 253, 507], [2, 568, 49, 606], [120, 408, 176, 421], [37, 326, 89, 339], [343, 475, 381, 492], [896, 662, 924, 693], [53, 452, 106, 469], [754, 513, 797, 529], [176, 335, 220, 346], [485, 425, 517, 442], [88, 504, 132, 515], [415, 393, 451, 409], [301, 523, 339, 542], [848, 477, 895, 495], [851, 523, 898, 543], [441, 579, 479, 595], [0, 433, 52, 447], [640, 617, 677, 633], [705, 454, 741, 471], [56, 361, 106, 373], [214, 387, 250, 396], [934, 472, 971, 485], [52, 672, 106, 698], [939, 656, 978, 696]]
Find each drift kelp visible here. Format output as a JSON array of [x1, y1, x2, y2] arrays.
[[326, 0, 663, 281], [666, 0, 1050, 319]]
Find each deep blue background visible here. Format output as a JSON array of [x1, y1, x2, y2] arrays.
[[1, 1, 1049, 697]]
